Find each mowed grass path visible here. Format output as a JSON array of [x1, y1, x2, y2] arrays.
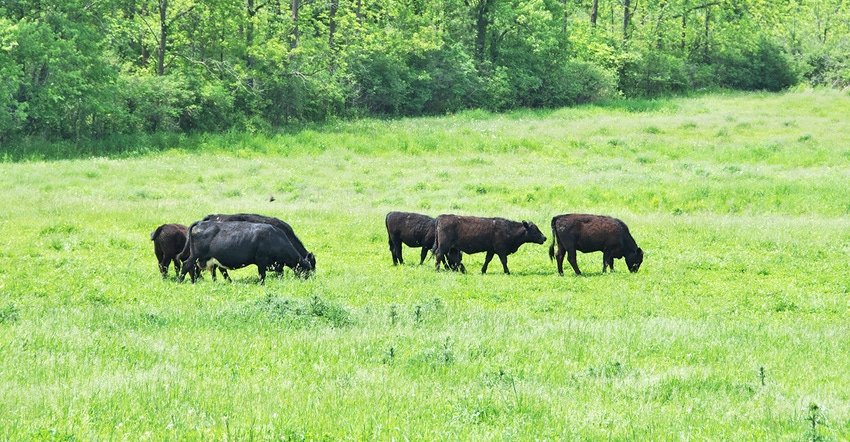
[[1, 90, 849, 440]]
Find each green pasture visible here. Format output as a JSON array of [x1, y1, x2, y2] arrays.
[[1, 90, 850, 440]]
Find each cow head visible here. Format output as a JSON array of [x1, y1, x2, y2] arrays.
[[522, 221, 547, 244], [446, 248, 465, 273], [626, 248, 644, 273], [294, 254, 315, 278]]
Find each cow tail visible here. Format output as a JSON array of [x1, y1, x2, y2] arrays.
[[150, 225, 163, 241], [385, 214, 393, 252], [180, 221, 197, 260], [548, 218, 556, 261], [432, 218, 441, 257]]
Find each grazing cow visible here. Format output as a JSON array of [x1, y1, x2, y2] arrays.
[[179, 220, 313, 284], [151, 223, 189, 279], [548, 214, 643, 276], [202, 213, 316, 274], [433, 215, 547, 274], [385, 211, 464, 271]]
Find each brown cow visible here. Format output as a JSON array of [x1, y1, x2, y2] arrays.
[[151, 223, 189, 279], [433, 215, 547, 274], [385, 211, 464, 271], [549, 214, 643, 276]]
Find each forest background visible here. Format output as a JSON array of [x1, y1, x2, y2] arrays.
[[1, 0, 849, 148]]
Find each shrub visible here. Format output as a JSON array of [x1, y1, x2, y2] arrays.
[[541, 60, 617, 106], [617, 51, 689, 97], [711, 38, 798, 91], [123, 74, 194, 133]]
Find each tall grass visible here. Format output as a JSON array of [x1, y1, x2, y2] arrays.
[[1, 90, 850, 439]]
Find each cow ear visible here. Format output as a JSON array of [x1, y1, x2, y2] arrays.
[[522, 220, 529, 228]]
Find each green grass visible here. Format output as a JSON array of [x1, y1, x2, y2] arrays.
[[2, 90, 850, 440]]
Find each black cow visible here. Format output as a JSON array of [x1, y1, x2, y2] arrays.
[[385, 211, 464, 271], [433, 215, 547, 274], [202, 213, 316, 274], [549, 214, 643, 276], [151, 223, 190, 279], [179, 220, 313, 284]]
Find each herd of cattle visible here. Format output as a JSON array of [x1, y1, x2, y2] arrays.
[[151, 211, 644, 284]]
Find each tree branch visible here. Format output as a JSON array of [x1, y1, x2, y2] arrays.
[[669, 1, 722, 19]]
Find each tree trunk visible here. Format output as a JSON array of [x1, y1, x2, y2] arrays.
[[247, 0, 256, 69], [623, 0, 631, 40], [329, 0, 338, 74], [291, 0, 300, 51], [590, 0, 598, 27], [470, 0, 493, 63], [158, 0, 167, 76], [329, 0, 338, 51], [356, 0, 362, 24]]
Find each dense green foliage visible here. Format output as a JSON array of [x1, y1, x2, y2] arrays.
[[2, 0, 849, 142], [1, 91, 850, 439]]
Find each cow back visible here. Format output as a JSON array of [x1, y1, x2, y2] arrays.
[[552, 214, 638, 255], [204, 213, 315, 269], [386, 211, 437, 247], [436, 215, 545, 254]]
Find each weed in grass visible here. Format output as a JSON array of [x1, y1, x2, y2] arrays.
[[412, 337, 455, 371], [250, 294, 351, 328], [382, 346, 396, 365], [0, 303, 19, 324], [389, 304, 399, 325], [805, 403, 825, 442]]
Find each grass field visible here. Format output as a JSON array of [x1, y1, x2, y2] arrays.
[[1, 90, 850, 440]]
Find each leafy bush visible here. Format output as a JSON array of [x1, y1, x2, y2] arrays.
[[1, 14, 123, 140], [711, 38, 798, 91], [801, 47, 850, 89], [421, 43, 482, 114], [617, 51, 689, 97], [123, 74, 194, 133], [540, 60, 617, 106]]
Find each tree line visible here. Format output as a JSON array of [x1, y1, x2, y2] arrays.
[[1, 0, 848, 142]]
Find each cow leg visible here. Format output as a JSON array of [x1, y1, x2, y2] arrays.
[[602, 252, 613, 273], [434, 246, 445, 271], [567, 248, 582, 276], [179, 257, 197, 283], [481, 251, 495, 274], [158, 258, 169, 279], [388, 238, 399, 265], [419, 246, 429, 265], [257, 264, 267, 285], [155, 247, 168, 278], [498, 254, 510, 275], [221, 268, 231, 282], [173, 258, 182, 277], [389, 239, 402, 265], [555, 244, 567, 276]]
